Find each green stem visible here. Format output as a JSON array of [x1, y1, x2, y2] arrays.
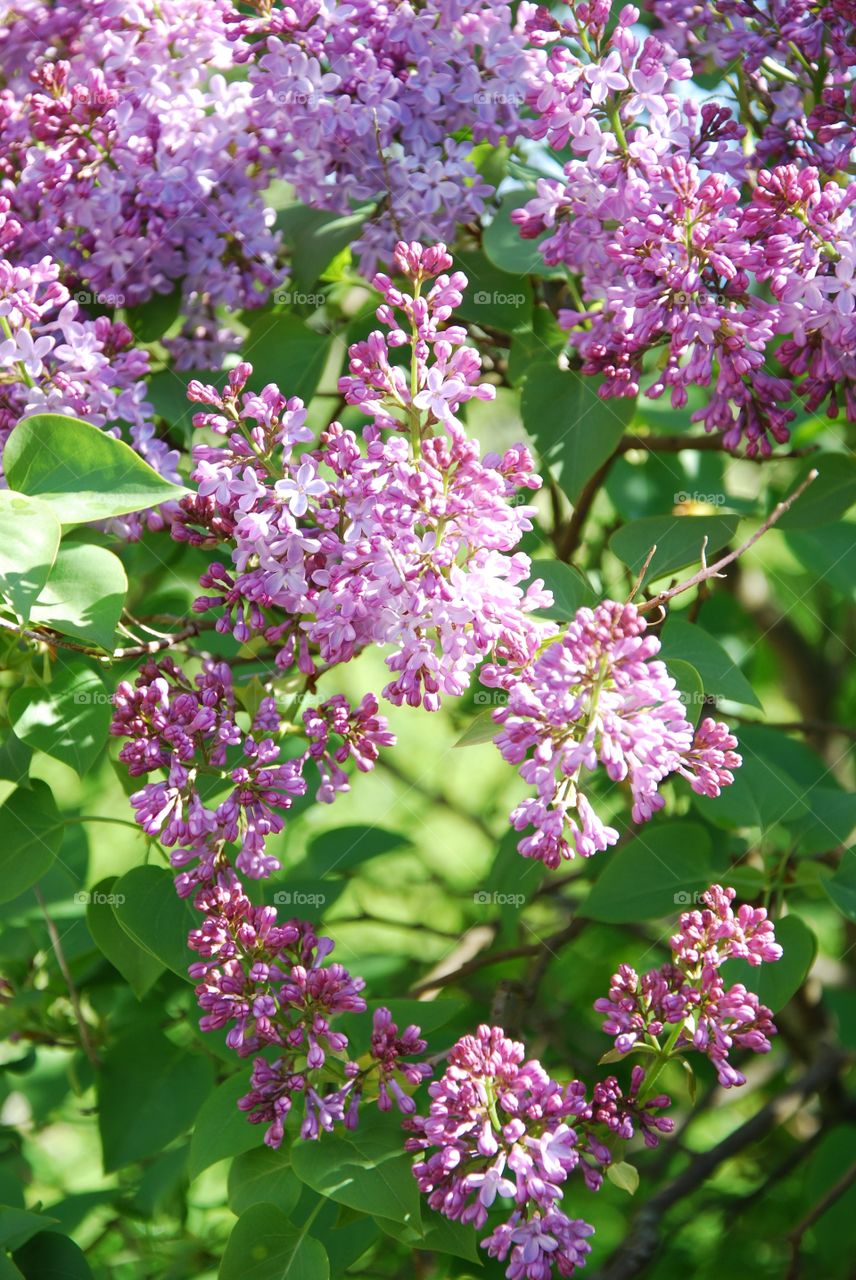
[[64, 815, 142, 832], [638, 1020, 684, 1102], [0, 314, 35, 388]]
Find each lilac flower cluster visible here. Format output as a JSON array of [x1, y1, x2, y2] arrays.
[[649, 0, 856, 175], [596, 884, 783, 1087], [111, 656, 392, 889], [513, 2, 855, 452], [484, 600, 740, 866], [178, 241, 548, 711], [192, 882, 430, 1146], [110, 656, 432, 1146], [405, 1024, 673, 1279], [0, 0, 279, 363], [0, 196, 175, 528], [232, 0, 542, 274]]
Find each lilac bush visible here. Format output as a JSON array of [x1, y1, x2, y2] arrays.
[[0, 2, 850, 1278]]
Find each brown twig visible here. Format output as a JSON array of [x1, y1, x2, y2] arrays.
[[618, 432, 815, 460], [785, 1158, 856, 1279], [555, 454, 616, 561], [0, 614, 210, 661], [636, 469, 819, 615], [409, 919, 585, 997], [595, 1047, 851, 1280]]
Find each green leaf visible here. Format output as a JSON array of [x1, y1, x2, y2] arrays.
[[0, 731, 32, 786], [0, 491, 61, 621], [664, 658, 705, 729], [824, 853, 856, 923], [726, 914, 816, 1012], [86, 877, 164, 999], [112, 865, 198, 980], [785, 524, 856, 599], [583, 822, 714, 922], [98, 1026, 214, 1171], [124, 285, 182, 343], [147, 369, 223, 439], [301, 825, 411, 876], [13, 1232, 93, 1280], [507, 308, 566, 387], [776, 455, 856, 529], [659, 618, 762, 709], [788, 788, 856, 855], [483, 190, 553, 275], [228, 1148, 302, 1219], [290, 1110, 421, 1227], [528, 560, 596, 620], [521, 362, 636, 503], [693, 746, 809, 832], [378, 1211, 482, 1263], [243, 315, 332, 405], [30, 543, 127, 650], [0, 1208, 58, 1251], [610, 514, 738, 587], [220, 1204, 329, 1280], [3, 414, 185, 524], [454, 707, 500, 748], [607, 1162, 639, 1195], [0, 781, 63, 903], [188, 1069, 260, 1180], [278, 206, 365, 291], [9, 665, 111, 776], [455, 249, 533, 333]]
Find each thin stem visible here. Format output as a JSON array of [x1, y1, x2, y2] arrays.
[[637, 1020, 684, 1102], [34, 885, 100, 1067], [637, 469, 818, 615], [64, 814, 143, 833], [0, 613, 210, 660]]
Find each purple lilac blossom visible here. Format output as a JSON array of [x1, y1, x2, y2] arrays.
[[513, 1, 855, 452], [175, 241, 550, 712], [233, 0, 543, 275], [406, 1024, 673, 1278], [484, 600, 741, 866], [595, 884, 783, 1087]]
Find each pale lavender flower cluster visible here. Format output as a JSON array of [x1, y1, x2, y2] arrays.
[[405, 1024, 672, 1279], [485, 600, 740, 866], [178, 241, 549, 711], [0, 0, 279, 363], [596, 884, 783, 1087], [0, 196, 176, 527], [513, 2, 855, 452], [233, 0, 542, 274]]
